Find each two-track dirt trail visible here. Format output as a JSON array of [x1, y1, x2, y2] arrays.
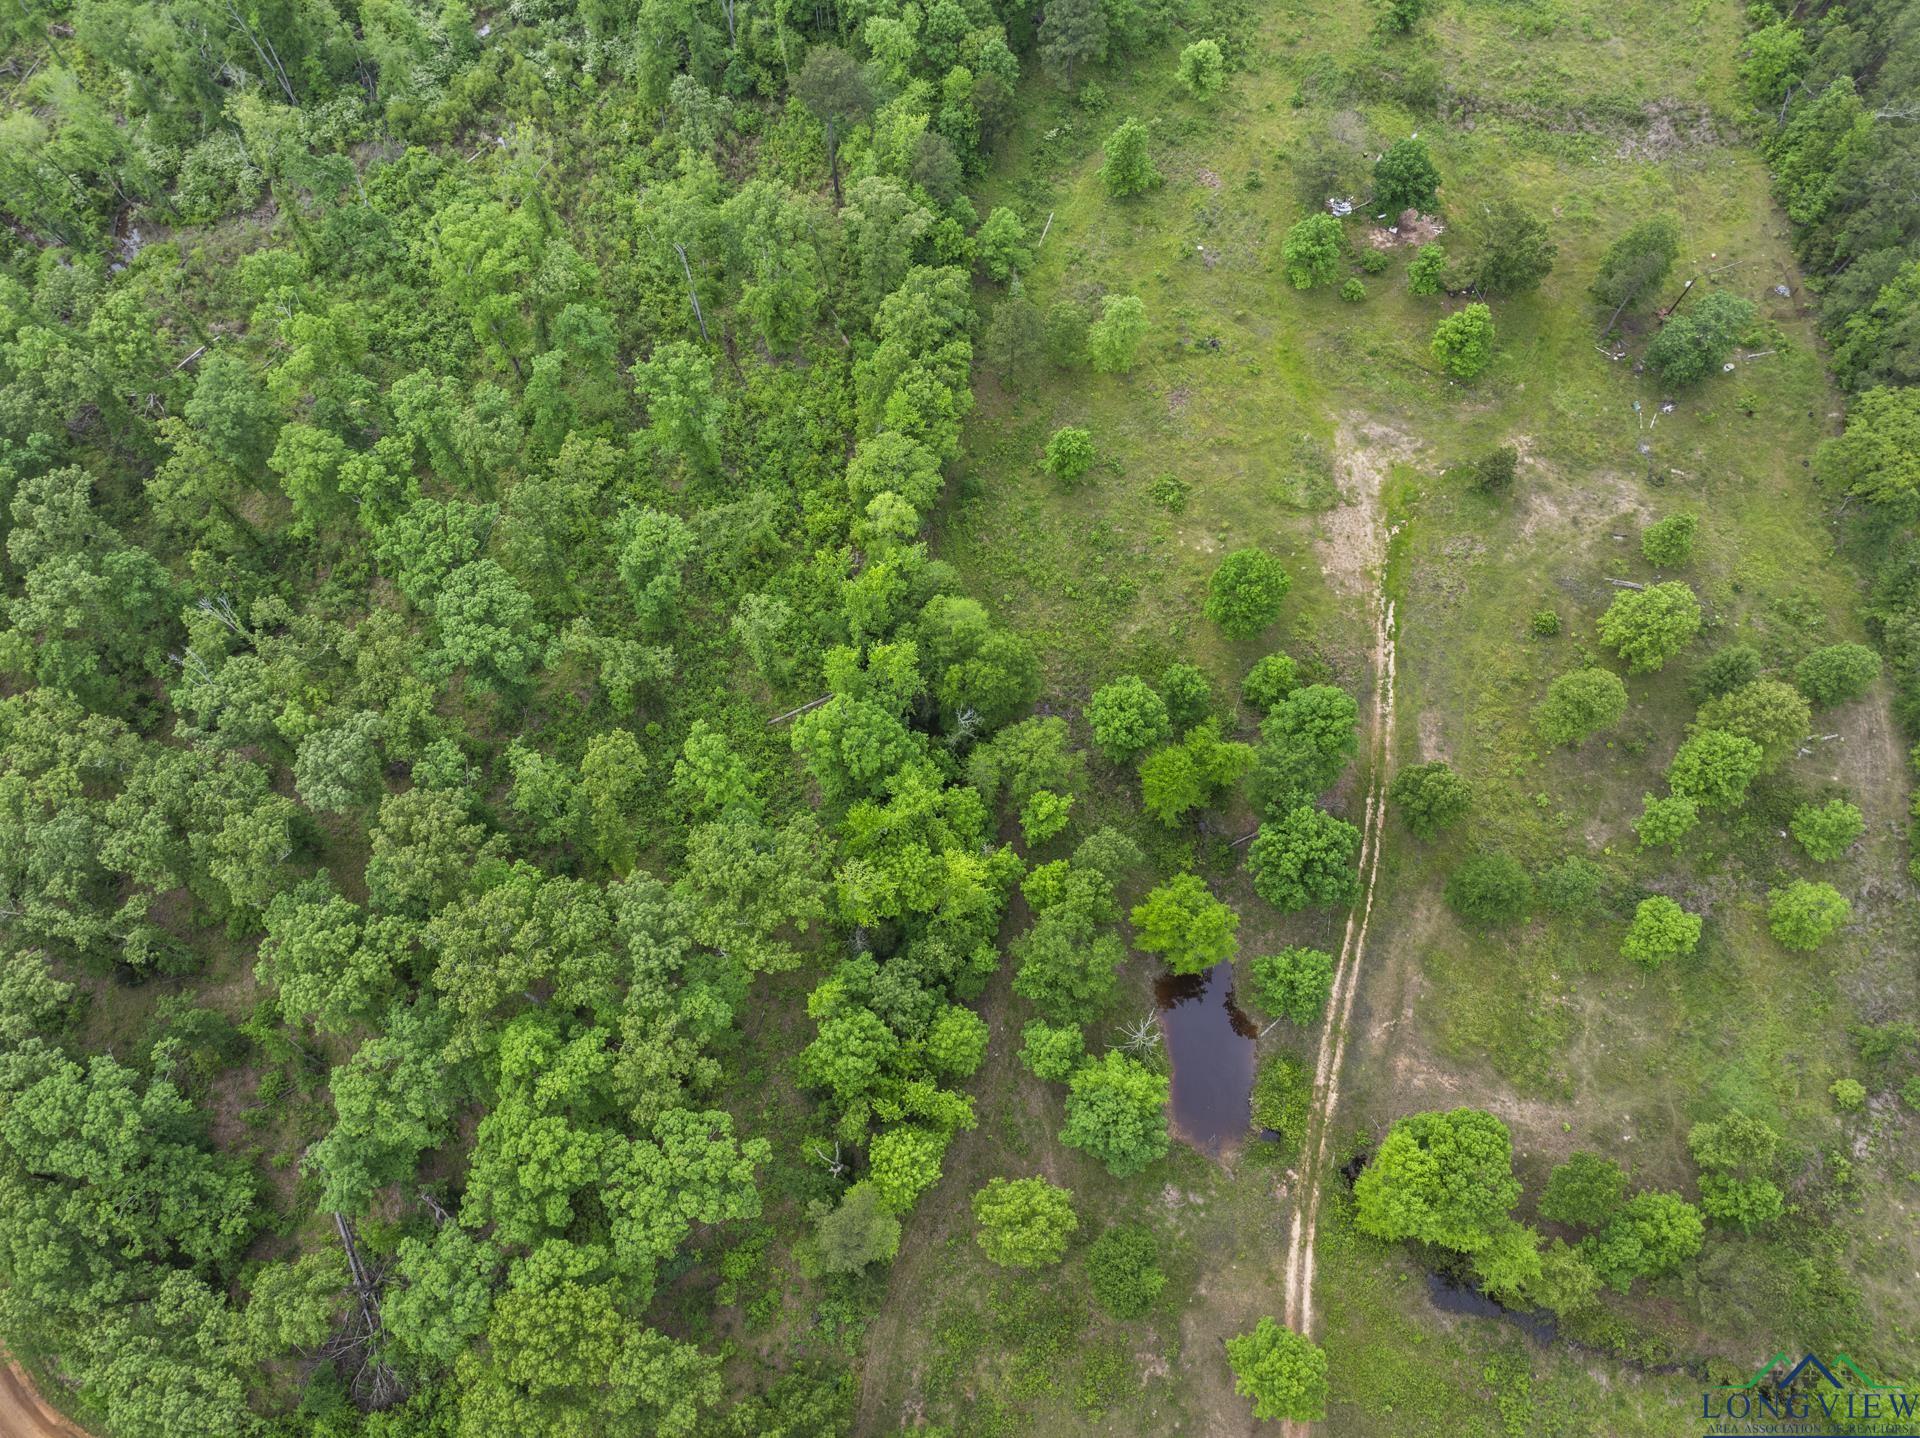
[[0, 1360, 89, 1438]]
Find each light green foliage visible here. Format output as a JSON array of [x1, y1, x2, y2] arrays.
[[1641, 513, 1698, 567], [1340, 278, 1366, 303], [1792, 799, 1865, 861], [1668, 728, 1765, 809], [1767, 880, 1851, 950], [1129, 872, 1240, 974], [1060, 1051, 1171, 1177], [1535, 667, 1629, 747], [1688, 1114, 1784, 1232], [926, 1006, 990, 1077], [1445, 852, 1532, 925], [1251, 683, 1357, 816], [809, 1182, 901, 1275], [1387, 760, 1470, 837], [1620, 895, 1701, 967], [1634, 793, 1699, 849], [1138, 719, 1254, 825], [1020, 789, 1073, 844], [1796, 643, 1881, 706], [1241, 653, 1300, 713], [1408, 243, 1447, 294], [971, 1176, 1077, 1267], [978, 207, 1031, 282], [1645, 292, 1756, 385], [1355, 1108, 1522, 1253], [1250, 1052, 1313, 1144], [868, 1126, 951, 1213], [632, 341, 722, 471], [1431, 303, 1494, 379], [1598, 581, 1701, 672], [1249, 947, 1334, 1026], [1087, 293, 1149, 372], [1282, 214, 1346, 290], [1830, 1078, 1867, 1112], [1584, 1191, 1704, 1292], [1043, 425, 1096, 483], [1539, 1152, 1626, 1230], [1226, 1319, 1328, 1423], [1019, 1020, 1086, 1081], [1818, 387, 1920, 516], [1743, 20, 1807, 107], [1373, 137, 1440, 213], [1086, 675, 1172, 763], [1086, 1224, 1166, 1317], [1176, 39, 1226, 98], [1247, 806, 1362, 913], [1694, 679, 1811, 769], [1102, 117, 1162, 198]]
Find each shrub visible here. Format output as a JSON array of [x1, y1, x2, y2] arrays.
[[1226, 1319, 1329, 1423], [1407, 242, 1447, 294], [1534, 668, 1628, 747], [1176, 39, 1225, 98], [1598, 581, 1701, 672], [1539, 1152, 1627, 1230], [1795, 643, 1881, 706], [1250, 1052, 1313, 1143], [1282, 213, 1346, 290], [1830, 1078, 1866, 1112], [1791, 799, 1865, 862], [1086, 676, 1171, 764], [1249, 947, 1335, 1025], [1445, 852, 1533, 924], [1536, 856, 1605, 915], [1087, 1225, 1166, 1317], [1044, 300, 1089, 367], [1340, 278, 1367, 302], [1767, 880, 1850, 951], [1019, 1020, 1085, 1081], [1690, 644, 1762, 701], [1388, 760, 1471, 836], [1644, 292, 1755, 385], [1694, 679, 1811, 770], [1530, 609, 1560, 637], [1102, 117, 1161, 197], [1431, 303, 1494, 380], [1633, 793, 1699, 849], [1474, 445, 1519, 493], [1620, 895, 1701, 967], [1242, 653, 1300, 713], [1359, 247, 1391, 275], [1043, 425, 1096, 484], [1668, 728, 1764, 809], [1205, 548, 1292, 638], [972, 1177, 1078, 1267], [977, 207, 1031, 281], [1641, 513, 1698, 567]]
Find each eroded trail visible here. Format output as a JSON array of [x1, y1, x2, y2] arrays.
[[0, 1361, 88, 1438], [1278, 571, 1398, 1431]]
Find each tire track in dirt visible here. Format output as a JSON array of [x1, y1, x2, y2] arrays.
[[0, 1360, 89, 1438]]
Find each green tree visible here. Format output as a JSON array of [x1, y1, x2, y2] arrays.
[[1538, 1152, 1626, 1229], [1087, 1224, 1166, 1316], [1129, 872, 1239, 974], [1225, 1319, 1328, 1423], [1645, 292, 1756, 385], [1444, 852, 1532, 924], [1282, 213, 1345, 290], [1584, 1191, 1703, 1292], [1012, 905, 1124, 1024], [1694, 678, 1811, 769], [868, 1126, 950, 1213], [1247, 806, 1362, 913], [1688, 1114, 1784, 1234], [971, 1176, 1078, 1267], [1249, 947, 1334, 1025], [1667, 728, 1764, 810], [1817, 387, 1920, 517], [926, 1005, 989, 1077], [1598, 581, 1701, 672], [1691, 644, 1763, 701], [809, 1182, 902, 1273], [1176, 39, 1225, 98], [792, 45, 872, 205], [1791, 798, 1865, 861], [1087, 293, 1149, 372], [1355, 1108, 1521, 1253], [1250, 683, 1357, 816], [977, 207, 1031, 282], [1160, 663, 1215, 730], [1387, 761, 1470, 837], [1795, 643, 1881, 706], [1241, 653, 1300, 713], [1137, 720, 1253, 825], [1018, 1020, 1086, 1081], [1205, 547, 1292, 638], [1767, 880, 1850, 951], [1043, 425, 1095, 483], [1534, 667, 1629, 747], [632, 341, 722, 472], [1103, 117, 1162, 198], [1431, 303, 1494, 379], [293, 711, 384, 814], [1469, 199, 1556, 296], [1592, 216, 1681, 319], [1641, 513, 1698, 567], [1634, 793, 1700, 849], [1408, 243, 1447, 295], [1039, 0, 1109, 85], [1086, 675, 1172, 764], [1373, 136, 1439, 213], [1620, 895, 1701, 967], [1060, 1051, 1171, 1177]]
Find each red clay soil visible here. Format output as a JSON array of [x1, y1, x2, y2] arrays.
[[0, 1360, 89, 1438]]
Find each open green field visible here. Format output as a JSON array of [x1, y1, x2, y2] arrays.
[[857, 0, 1920, 1430]]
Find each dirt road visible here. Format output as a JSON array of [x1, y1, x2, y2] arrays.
[[0, 1361, 88, 1438]]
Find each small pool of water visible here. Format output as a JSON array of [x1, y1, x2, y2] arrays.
[[1424, 1272, 1559, 1345], [1154, 960, 1258, 1156]]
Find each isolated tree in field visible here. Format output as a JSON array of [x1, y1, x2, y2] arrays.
[[1645, 292, 1755, 385], [1689, 1114, 1784, 1234], [972, 1177, 1077, 1267], [1585, 1191, 1703, 1292], [1226, 1319, 1328, 1423], [1667, 728, 1763, 810], [1019, 1020, 1086, 1081], [1598, 581, 1700, 672], [1241, 653, 1300, 713], [1250, 947, 1335, 1025], [1205, 547, 1291, 637], [1388, 761, 1470, 837], [1130, 873, 1239, 974], [1445, 852, 1532, 924], [1534, 667, 1628, 747], [1792, 799, 1864, 861], [1620, 895, 1700, 967], [1103, 117, 1161, 198], [1042, 425, 1096, 485], [1040, 0, 1109, 86], [1591, 216, 1680, 319], [1431, 304, 1494, 379], [810, 1182, 901, 1274], [1060, 1050, 1170, 1176], [1694, 679, 1810, 770], [1633, 793, 1699, 849], [1355, 1107, 1522, 1253], [1373, 136, 1439, 213], [1282, 213, 1345, 290], [1086, 675, 1171, 763], [1768, 880, 1850, 951], [1177, 39, 1225, 97], [1817, 386, 1920, 517], [1539, 1152, 1626, 1229], [1796, 643, 1881, 706], [1247, 806, 1361, 912], [1087, 1225, 1166, 1316], [1640, 513, 1697, 567], [794, 46, 872, 205], [1408, 242, 1447, 295], [1473, 444, 1518, 493], [1088, 293, 1149, 372], [1469, 199, 1556, 296]]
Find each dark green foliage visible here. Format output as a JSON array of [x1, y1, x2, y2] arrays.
[[1249, 949, 1335, 1026], [1796, 643, 1881, 706], [1246, 806, 1362, 913], [1249, 683, 1359, 816], [1060, 1051, 1171, 1177], [1205, 547, 1293, 638], [1690, 644, 1764, 702], [1160, 663, 1216, 732], [1445, 853, 1533, 924], [1086, 1225, 1166, 1318], [1473, 445, 1519, 493], [1539, 1153, 1627, 1230], [1535, 856, 1606, 915], [1645, 292, 1757, 385], [1467, 200, 1556, 296], [1373, 137, 1440, 214], [1592, 217, 1680, 317], [1387, 761, 1470, 836]]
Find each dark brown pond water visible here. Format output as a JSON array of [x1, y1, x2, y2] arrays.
[[1154, 960, 1258, 1156]]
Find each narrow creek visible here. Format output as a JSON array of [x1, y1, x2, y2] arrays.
[[1154, 960, 1258, 1155]]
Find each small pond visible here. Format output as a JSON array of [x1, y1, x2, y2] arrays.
[[1154, 960, 1258, 1156]]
